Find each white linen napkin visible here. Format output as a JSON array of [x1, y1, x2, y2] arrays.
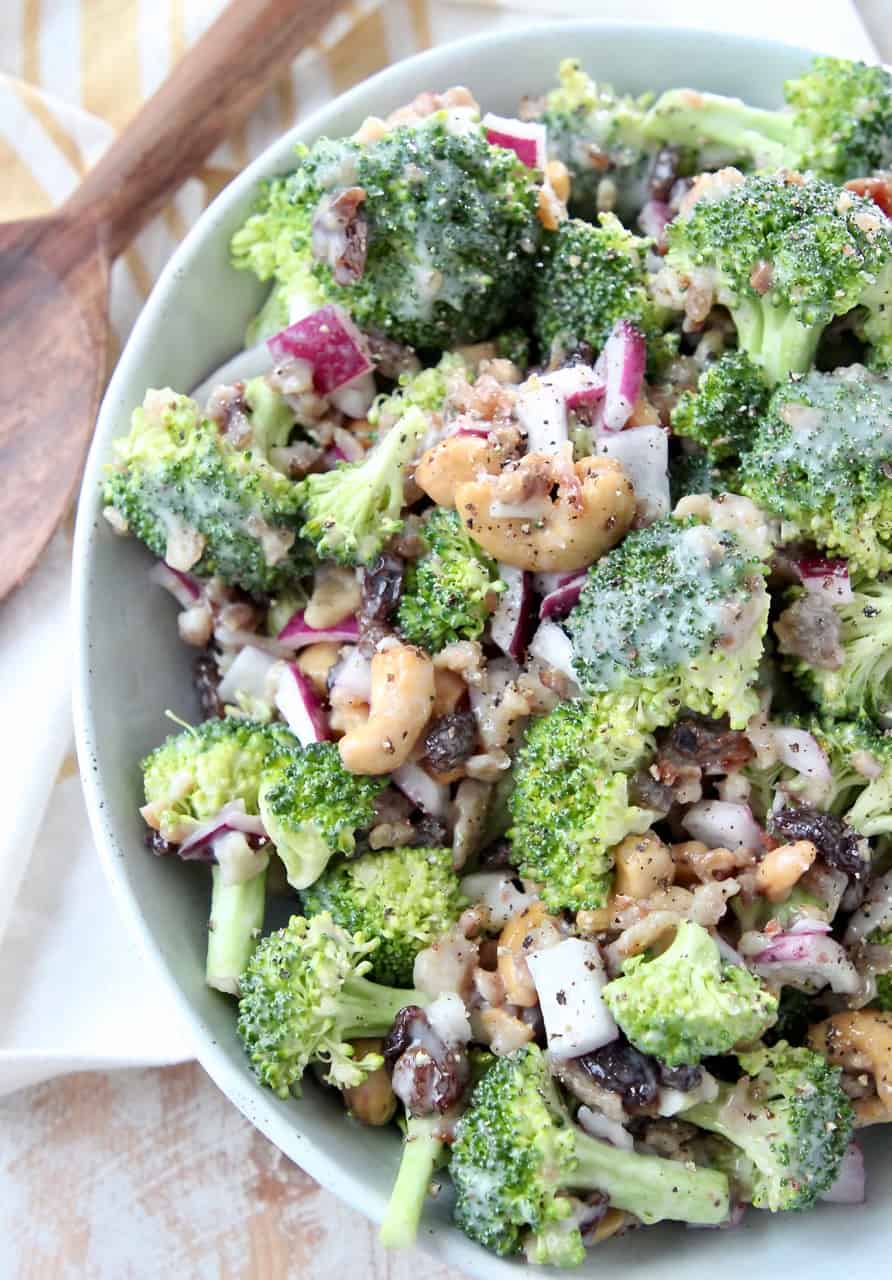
[[0, 0, 878, 1096]]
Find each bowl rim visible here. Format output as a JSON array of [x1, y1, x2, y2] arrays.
[[73, 18, 822, 1272]]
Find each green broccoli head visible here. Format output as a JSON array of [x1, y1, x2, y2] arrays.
[[301, 845, 466, 987], [508, 700, 657, 912], [817, 717, 892, 840], [533, 214, 672, 368], [258, 742, 386, 890], [231, 117, 541, 349], [103, 385, 313, 593], [298, 405, 428, 565], [602, 921, 778, 1066], [397, 507, 503, 653], [540, 59, 657, 223], [451, 1043, 730, 1260], [668, 447, 730, 507], [684, 1041, 855, 1211], [670, 350, 770, 464], [664, 171, 892, 385], [237, 911, 424, 1095], [642, 56, 892, 185], [142, 717, 297, 843], [564, 515, 769, 732], [740, 368, 892, 576]]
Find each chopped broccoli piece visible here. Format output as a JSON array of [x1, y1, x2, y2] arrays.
[[740, 368, 892, 577], [508, 700, 657, 912], [368, 353, 468, 429], [378, 1113, 445, 1249], [533, 214, 672, 368], [397, 507, 503, 653], [205, 865, 267, 996], [451, 1044, 730, 1259], [231, 117, 541, 349], [103, 386, 313, 593], [237, 912, 426, 1094], [602, 921, 778, 1066], [671, 350, 769, 463], [258, 742, 386, 890], [298, 405, 428, 565], [564, 515, 768, 732], [668, 447, 729, 506], [683, 1041, 854, 1211], [664, 171, 892, 385], [301, 846, 466, 987], [643, 56, 892, 184]]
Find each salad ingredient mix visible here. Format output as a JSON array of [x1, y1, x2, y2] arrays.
[[103, 54, 892, 1263]]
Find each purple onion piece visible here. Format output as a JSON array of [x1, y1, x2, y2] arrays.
[[277, 609, 360, 648], [267, 304, 373, 395]]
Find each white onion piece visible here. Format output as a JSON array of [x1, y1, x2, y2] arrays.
[[149, 559, 201, 608], [482, 113, 547, 169], [217, 645, 278, 705], [459, 872, 538, 928], [528, 620, 578, 686], [772, 728, 832, 789], [426, 992, 472, 1046], [577, 1106, 634, 1150], [713, 934, 746, 967], [598, 319, 646, 433], [597, 425, 669, 525], [489, 565, 532, 660], [393, 762, 449, 818], [516, 379, 569, 454], [330, 424, 365, 462], [489, 495, 553, 520], [820, 1142, 865, 1204], [682, 801, 763, 852], [330, 371, 376, 419], [845, 869, 892, 944], [329, 646, 372, 701], [190, 341, 272, 405], [527, 938, 618, 1060], [213, 830, 269, 887], [716, 772, 751, 804], [275, 664, 329, 747], [639, 198, 672, 244]]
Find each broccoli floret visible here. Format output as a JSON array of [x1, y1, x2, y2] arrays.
[[104, 385, 313, 593], [564, 515, 768, 732], [231, 118, 541, 349], [397, 507, 503, 653], [301, 846, 466, 987], [539, 59, 657, 223], [379, 1113, 446, 1249], [683, 1041, 854, 1211], [664, 171, 892, 385], [368, 353, 467, 429], [668, 447, 729, 506], [533, 215, 672, 368], [643, 56, 892, 185], [237, 912, 425, 1094], [258, 742, 386, 890], [298, 405, 428, 565], [451, 1044, 730, 1260], [740, 369, 892, 577], [816, 717, 892, 840], [508, 700, 658, 912], [602, 921, 778, 1066], [671, 350, 769, 464]]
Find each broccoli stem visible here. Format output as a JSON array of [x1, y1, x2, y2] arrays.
[[206, 866, 267, 996], [379, 1114, 444, 1248], [733, 297, 821, 386], [567, 1129, 730, 1226], [338, 976, 429, 1039], [644, 91, 793, 164]]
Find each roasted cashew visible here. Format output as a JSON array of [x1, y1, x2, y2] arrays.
[[755, 840, 817, 903], [808, 1010, 892, 1125], [415, 433, 502, 508], [613, 832, 675, 900], [338, 643, 435, 775], [296, 641, 342, 697], [341, 1039, 397, 1126], [497, 902, 562, 1007], [454, 454, 635, 572]]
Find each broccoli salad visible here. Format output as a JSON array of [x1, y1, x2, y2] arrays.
[[103, 59, 892, 1263]]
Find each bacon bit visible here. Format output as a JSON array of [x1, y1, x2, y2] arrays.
[[845, 174, 892, 219]]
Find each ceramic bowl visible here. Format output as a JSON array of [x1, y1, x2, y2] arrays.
[[73, 22, 891, 1277]]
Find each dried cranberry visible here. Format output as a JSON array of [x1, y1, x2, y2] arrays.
[[575, 1040, 659, 1110], [658, 1062, 703, 1092], [424, 710, 477, 774], [194, 651, 223, 719], [768, 805, 867, 881]]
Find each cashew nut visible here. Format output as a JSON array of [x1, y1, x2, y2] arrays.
[[304, 565, 361, 629], [433, 667, 466, 718], [415, 433, 502, 508], [497, 902, 562, 1007], [338, 643, 435, 775], [613, 832, 675, 900], [341, 1039, 397, 1126], [808, 1010, 892, 1125], [472, 1006, 535, 1056], [296, 641, 342, 697], [755, 840, 817, 903], [670, 841, 755, 886], [454, 454, 635, 571]]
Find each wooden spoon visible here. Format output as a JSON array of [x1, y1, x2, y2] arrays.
[[0, 0, 343, 601]]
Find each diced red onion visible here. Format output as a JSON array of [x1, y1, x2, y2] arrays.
[[785, 918, 832, 936], [597, 320, 646, 433], [597, 424, 669, 525], [528, 620, 578, 685], [393, 762, 449, 818], [482, 113, 546, 170], [539, 572, 586, 621], [330, 425, 365, 462], [845, 869, 892, 944], [638, 198, 672, 246], [267, 304, 373, 395], [681, 800, 763, 852], [212, 829, 270, 886], [179, 800, 268, 858], [577, 1105, 634, 1150], [217, 644, 278, 705], [149, 560, 201, 608], [533, 571, 568, 596], [274, 663, 329, 746], [566, 381, 606, 412], [820, 1142, 865, 1204], [748, 929, 861, 995], [454, 424, 492, 439], [277, 609, 360, 649], [490, 565, 533, 660], [329, 646, 372, 701], [795, 554, 853, 605], [516, 380, 569, 455]]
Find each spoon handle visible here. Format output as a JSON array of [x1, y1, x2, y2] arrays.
[[62, 0, 342, 260]]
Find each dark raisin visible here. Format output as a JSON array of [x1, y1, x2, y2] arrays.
[[648, 145, 680, 201], [774, 595, 843, 671], [360, 554, 403, 624], [658, 1062, 703, 1091], [145, 829, 177, 857], [424, 710, 477, 773], [768, 805, 868, 880], [662, 714, 754, 773], [384, 1006, 470, 1115], [575, 1039, 659, 1110], [383, 1005, 426, 1073], [193, 650, 224, 719], [478, 839, 516, 870], [412, 814, 449, 847], [627, 768, 674, 814]]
